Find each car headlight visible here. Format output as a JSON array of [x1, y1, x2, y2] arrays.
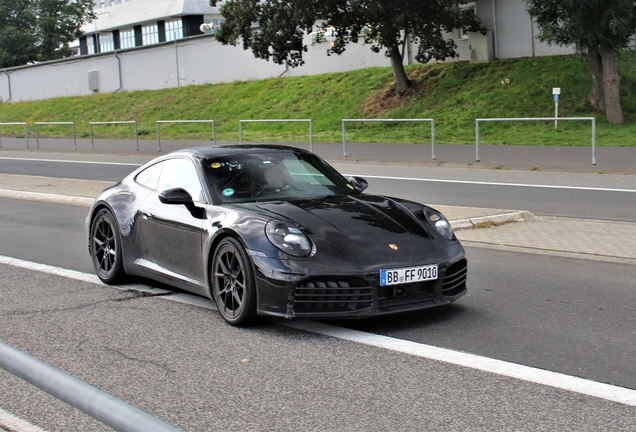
[[265, 220, 314, 257], [425, 210, 454, 240]]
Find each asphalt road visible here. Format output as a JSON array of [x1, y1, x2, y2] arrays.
[[0, 157, 138, 182], [2, 197, 636, 391], [1, 154, 636, 430], [2, 155, 636, 221], [2, 262, 635, 431]]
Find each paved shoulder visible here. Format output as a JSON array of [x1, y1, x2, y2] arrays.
[[457, 216, 636, 264], [0, 174, 113, 199]]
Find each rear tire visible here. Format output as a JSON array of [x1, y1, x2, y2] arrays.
[[90, 209, 125, 284], [211, 237, 259, 326]]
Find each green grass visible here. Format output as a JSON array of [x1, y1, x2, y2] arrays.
[[2, 52, 636, 146]]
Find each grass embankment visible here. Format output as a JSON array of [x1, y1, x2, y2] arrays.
[[2, 53, 636, 146]]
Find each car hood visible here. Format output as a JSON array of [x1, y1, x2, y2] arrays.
[[243, 194, 439, 263]]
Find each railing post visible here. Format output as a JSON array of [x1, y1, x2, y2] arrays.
[[475, 117, 596, 165], [309, 120, 313, 153], [341, 118, 433, 160], [33, 122, 76, 150], [592, 117, 596, 166], [238, 119, 312, 150], [431, 119, 436, 160], [342, 120, 347, 157], [475, 119, 480, 162], [134, 121, 139, 151]]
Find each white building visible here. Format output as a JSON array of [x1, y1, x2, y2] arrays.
[[0, 0, 575, 103], [78, 0, 224, 55]]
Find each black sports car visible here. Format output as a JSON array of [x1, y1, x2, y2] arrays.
[[87, 145, 467, 326]]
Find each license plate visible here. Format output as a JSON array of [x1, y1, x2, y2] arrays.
[[380, 265, 438, 286]]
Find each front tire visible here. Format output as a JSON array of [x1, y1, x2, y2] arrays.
[[90, 209, 125, 284], [211, 237, 258, 326]]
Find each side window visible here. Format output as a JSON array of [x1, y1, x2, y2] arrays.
[[157, 158, 205, 202], [135, 162, 163, 190]]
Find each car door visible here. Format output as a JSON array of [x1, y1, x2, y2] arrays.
[[137, 157, 207, 288]]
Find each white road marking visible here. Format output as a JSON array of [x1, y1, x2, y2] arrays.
[[0, 157, 141, 167], [0, 255, 171, 296], [2, 156, 634, 192], [343, 173, 636, 193], [0, 407, 46, 432], [2, 254, 636, 407], [282, 320, 636, 407]]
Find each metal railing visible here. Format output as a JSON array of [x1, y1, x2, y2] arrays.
[[35, 122, 77, 149], [476, 117, 597, 165], [157, 120, 216, 152], [0, 340, 183, 432], [0, 122, 29, 148], [239, 119, 313, 152], [341, 119, 436, 159], [89, 121, 139, 151]]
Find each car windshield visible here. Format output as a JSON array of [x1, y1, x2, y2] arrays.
[[203, 150, 357, 203]]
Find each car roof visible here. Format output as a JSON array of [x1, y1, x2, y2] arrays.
[[170, 144, 312, 159]]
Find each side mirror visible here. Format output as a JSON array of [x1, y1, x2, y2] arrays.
[[348, 176, 369, 192], [158, 188, 194, 206]]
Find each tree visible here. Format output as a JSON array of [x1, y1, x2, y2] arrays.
[[526, 0, 636, 125], [36, 0, 96, 61], [0, 0, 95, 68], [0, 0, 38, 68], [210, 0, 485, 93]]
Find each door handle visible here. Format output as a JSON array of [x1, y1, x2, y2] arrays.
[[141, 211, 153, 219]]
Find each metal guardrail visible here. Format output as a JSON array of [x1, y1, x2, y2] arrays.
[[35, 122, 76, 149], [157, 120, 216, 152], [0, 122, 29, 148], [476, 117, 597, 165], [341, 119, 436, 159], [239, 119, 313, 152], [0, 340, 183, 432], [89, 121, 139, 151]]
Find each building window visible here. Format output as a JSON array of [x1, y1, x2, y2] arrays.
[[202, 15, 225, 34], [459, 2, 476, 40], [99, 32, 114, 52], [87, 36, 95, 54], [120, 28, 135, 49], [165, 19, 183, 41], [142, 23, 159, 45]]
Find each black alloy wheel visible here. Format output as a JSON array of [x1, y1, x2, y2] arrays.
[[211, 237, 258, 326], [90, 209, 125, 284]]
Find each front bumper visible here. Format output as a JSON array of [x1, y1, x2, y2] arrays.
[[252, 243, 467, 319]]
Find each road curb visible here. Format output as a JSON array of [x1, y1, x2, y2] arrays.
[[451, 210, 535, 230], [1, 188, 536, 230], [0, 189, 93, 207]]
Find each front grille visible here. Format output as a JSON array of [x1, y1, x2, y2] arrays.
[[294, 279, 373, 312], [377, 280, 436, 308], [442, 258, 467, 296]]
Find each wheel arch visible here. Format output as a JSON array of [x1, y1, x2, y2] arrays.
[[87, 202, 116, 252], [88, 202, 128, 272], [204, 229, 257, 299]]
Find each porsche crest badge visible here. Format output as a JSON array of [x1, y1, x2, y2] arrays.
[[389, 244, 398, 251]]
